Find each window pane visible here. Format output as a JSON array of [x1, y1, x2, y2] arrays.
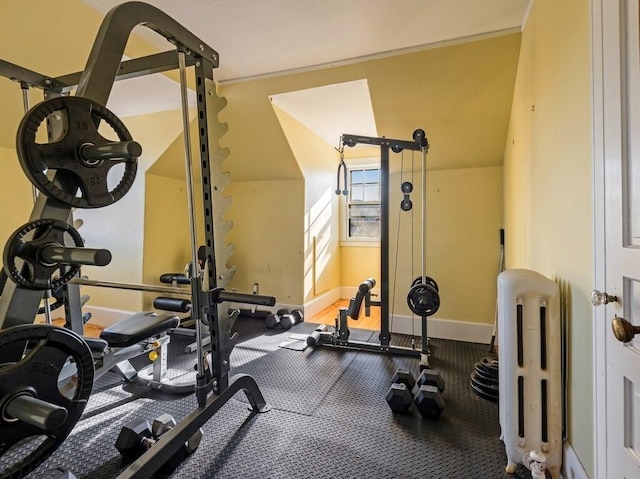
[[349, 217, 380, 238], [351, 170, 363, 184], [363, 184, 379, 201], [350, 185, 364, 201], [363, 169, 379, 183]]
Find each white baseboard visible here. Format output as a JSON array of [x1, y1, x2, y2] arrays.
[[390, 314, 493, 344], [562, 442, 589, 479], [302, 287, 341, 318]]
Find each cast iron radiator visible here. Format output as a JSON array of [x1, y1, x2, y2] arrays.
[[498, 269, 562, 479]]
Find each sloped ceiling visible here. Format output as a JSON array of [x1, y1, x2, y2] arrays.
[[1, 1, 526, 182]]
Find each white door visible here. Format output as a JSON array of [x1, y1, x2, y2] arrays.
[[594, 1, 640, 477]]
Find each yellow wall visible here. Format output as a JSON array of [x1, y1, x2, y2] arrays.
[[341, 166, 503, 325], [225, 180, 305, 304], [272, 105, 341, 303], [503, 0, 593, 474], [68, 108, 186, 313]]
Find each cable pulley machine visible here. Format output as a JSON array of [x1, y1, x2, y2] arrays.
[[320, 130, 440, 366]]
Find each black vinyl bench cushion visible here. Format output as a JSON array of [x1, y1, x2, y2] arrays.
[[99, 311, 179, 348], [83, 337, 108, 355]]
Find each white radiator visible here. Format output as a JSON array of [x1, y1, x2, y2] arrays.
[[498, 269, 562, 479]]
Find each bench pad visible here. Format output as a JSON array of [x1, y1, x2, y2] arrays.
[[100, 311, 179, 348]]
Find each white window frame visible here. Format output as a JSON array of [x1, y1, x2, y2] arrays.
[[339, 159, 381, 247]]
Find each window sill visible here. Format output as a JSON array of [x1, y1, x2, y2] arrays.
[[339, 240, 381, 248]]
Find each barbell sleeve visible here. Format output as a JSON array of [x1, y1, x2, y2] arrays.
[[213, 289, 276, 307], [80, 140, 142, 161], [5, 394, 68, 431], [40, 245, 112, 267]]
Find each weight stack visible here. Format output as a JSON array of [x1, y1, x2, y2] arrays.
[[497, 269, 562, 479]]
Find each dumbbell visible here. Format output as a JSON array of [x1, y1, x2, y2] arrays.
[[385, 369, 416, 413], [280, 309, 304, 329], [115, 414, 203, 469], [385, 368, 446, 419], [414, 369, 446, 419], [265, 309, 289, 329]]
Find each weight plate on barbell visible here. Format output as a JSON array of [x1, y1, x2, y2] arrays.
[[16, 96, 139, 208], [411, 276, 439, 292], [0, 324, 93, 479], [3, 219, 84, 291], [407, 283, 440, 317]]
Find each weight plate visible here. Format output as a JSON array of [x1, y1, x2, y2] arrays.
[[411, 276, 439, 292], [0, 324, 93, 479], [480, 356, 499, 374], [407, 283, 440, 317], [470, 379, 499, 402], [3, 219, 83, 291], [470, 371, 499, 401], [474, 362, 498, 383], [16, 96, 138, 208]]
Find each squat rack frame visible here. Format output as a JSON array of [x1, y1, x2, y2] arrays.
[[0, 3, 272, 478]]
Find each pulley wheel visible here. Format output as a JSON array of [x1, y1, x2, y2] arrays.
[[407, 283, 440, 317], [0, 324, 93, 479], [3, 219, 83, 291], [411, 276, 439, 292], [16, 96, 139, 208]]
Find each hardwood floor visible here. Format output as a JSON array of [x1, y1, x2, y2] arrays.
[[308, 299, 381, 331]]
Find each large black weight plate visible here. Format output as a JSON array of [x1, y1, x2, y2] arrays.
[[3, 219, 83, 291], [0, 324, 93, 479], [411, 276, 439, 292], [16, 96, 139, 208], [480, 356, 499, 375], [470, 371, 499, 401], [474, 362, 498, 383], [407, 283, 440, 317]]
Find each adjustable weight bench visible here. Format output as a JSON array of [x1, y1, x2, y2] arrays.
[[65, 311, 195, 394]]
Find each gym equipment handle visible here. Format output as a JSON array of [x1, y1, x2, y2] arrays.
[[40, 245, 112, 267], [213, 289, 276, 307], [154, 296, 191, 313], [5, 394, 68, 431], [80, 140, 142, 161], [159, 273, 190, 285]]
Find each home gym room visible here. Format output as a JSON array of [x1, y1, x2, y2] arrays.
[[0, 0, 601, 478]]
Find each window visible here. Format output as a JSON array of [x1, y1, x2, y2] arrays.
[[346, 167, 381, 240]]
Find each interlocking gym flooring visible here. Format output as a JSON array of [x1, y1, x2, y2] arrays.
[[10, 319, 531, 479]]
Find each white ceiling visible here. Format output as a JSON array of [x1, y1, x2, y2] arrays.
[[83, 0, 531, 83], [82, 0, 531, 147]]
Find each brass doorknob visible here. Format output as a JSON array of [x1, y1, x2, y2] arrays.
[[611, 316, 640, 343], [591, 290, 617, 306]]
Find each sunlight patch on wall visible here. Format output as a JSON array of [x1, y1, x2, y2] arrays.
[[304, 187, 334, 297]]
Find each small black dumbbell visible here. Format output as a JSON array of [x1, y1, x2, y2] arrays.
[[417, 369, 445, 393], [115, 414, 203, 470], [414, 369, 446, 419], [280, 309, 304, 329], [265, 308, 289, 329], [385, 369, 416, 413]]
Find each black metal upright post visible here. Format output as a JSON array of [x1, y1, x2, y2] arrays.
[[379, 144, 390, 346]]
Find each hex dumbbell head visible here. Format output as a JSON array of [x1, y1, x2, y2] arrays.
[[151, 413, 177, 438], [115, 419, 153, 458], [265, 309, 289, 329], [392, 369, 416, 390], [386, 383, 413, 413], [417, 369, 445, 393], [414, 385, 446, 419]]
